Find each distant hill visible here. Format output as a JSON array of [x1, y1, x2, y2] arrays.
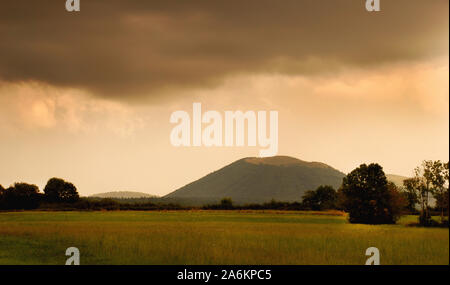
[[386, 174, 409, 187], [164, 156, 346, 204], [90, 191, 157, 199]]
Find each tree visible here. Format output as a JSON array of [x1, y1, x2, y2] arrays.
[[302, 185, 337, 210], [44, 178, 79, 203], [436, 188, 449, 221], [219, 198, 233, 209], [2, 183, 42, 210], [433, 162, 449, 222], [301, 190, 317, 210], [402, 178, 419, 213], [423, 160, 446, 222], [0, 184, 5, 209], [403, 170, 431, 225], [443, 162, 449, 218], [403, 160, 448, 226], [400, 182, 419, 213], [387, 182, 407, 220], [340, 163, 403, 224]]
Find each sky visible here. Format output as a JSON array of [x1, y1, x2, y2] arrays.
[[0, 0, 448, 196]]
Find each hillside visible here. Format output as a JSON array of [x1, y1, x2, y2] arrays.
[[386, 174, 409, 187], [165, 156, 345, 204], [90, 191, 157, 199]]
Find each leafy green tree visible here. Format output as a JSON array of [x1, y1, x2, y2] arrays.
[[44, 178, 79, 203], [302, 185, 337, 210], [340, 163, 403, 224]]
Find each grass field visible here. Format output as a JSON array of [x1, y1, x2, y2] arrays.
[[0, 211, 448, 265]]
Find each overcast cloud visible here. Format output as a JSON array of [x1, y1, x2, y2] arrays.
[[0, 0, 448, 100]]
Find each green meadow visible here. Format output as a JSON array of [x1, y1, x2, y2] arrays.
[[0, 211, 448, 265]]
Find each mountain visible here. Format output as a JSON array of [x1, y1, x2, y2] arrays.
[[90, 191, 157, 199], [164, 156, 346, 204], [386, 174, 409, 187]]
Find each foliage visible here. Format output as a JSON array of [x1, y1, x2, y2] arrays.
[[340, 163, 404, 224], [400, 182, 419, 213], [44, 178, 79, 203], [404, 160, 449, 226], [387, 182, 407, 219], [0, 183, 42, 210], [219, 198, 233, 209], [0, 184, 5, 208], [302, 185, 337, 210]]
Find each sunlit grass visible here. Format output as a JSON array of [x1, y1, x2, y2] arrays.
[[0, 211, 448, 265]]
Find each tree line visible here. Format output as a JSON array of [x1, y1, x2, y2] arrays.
[[301, 161, 448, 226], [0, 178, 79, 210], [1, 160, 448, 227], [207, 160, 449, 227]]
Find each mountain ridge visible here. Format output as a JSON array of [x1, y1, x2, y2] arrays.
[[165, 156, 346, 204], [386, 174, 409, 187]]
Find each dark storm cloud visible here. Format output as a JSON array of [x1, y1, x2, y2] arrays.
[[0, 0, 448, 99]]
